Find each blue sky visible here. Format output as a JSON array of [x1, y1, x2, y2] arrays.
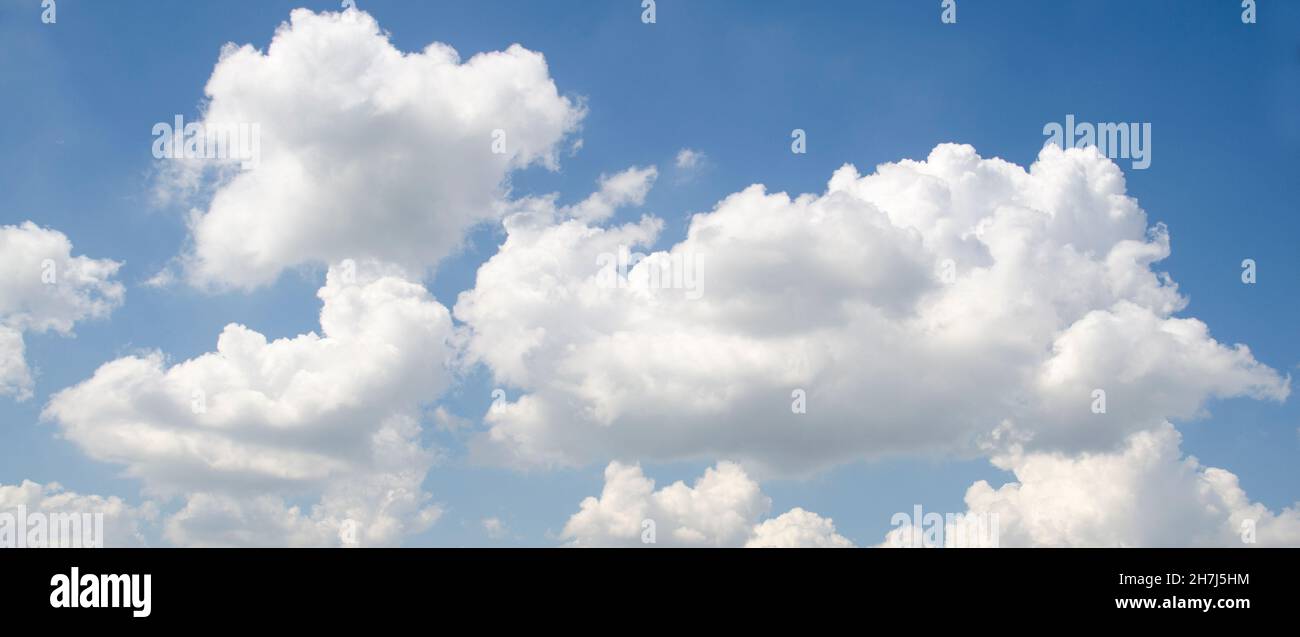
[[1, 0, 1296, 547]]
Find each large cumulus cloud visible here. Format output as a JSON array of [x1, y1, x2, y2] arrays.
[[168, 8, 584, 290], [455, 144, 1288, 475], [28, 6, 1293, 548], [41, 7, 592, 546]]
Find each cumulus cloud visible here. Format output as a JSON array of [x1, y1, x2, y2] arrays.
[[23, 4, 1289, 549], [880, 424, 1300, 548], [0, 222, 124, 400], [43, 262, 453, 546], [561, 461, 852, 547], [162, 458, 445, 548], [747, 507, 855, 548], [455, 144, 1288, 475], [0, 480, 157, 547], [168, 8, 584, 290]]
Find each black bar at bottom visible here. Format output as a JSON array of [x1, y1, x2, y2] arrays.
[[0, 548, 1290, 625]]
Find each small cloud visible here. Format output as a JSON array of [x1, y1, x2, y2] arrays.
[[564, 166, 658, 223], [675, 148, 705, 170], [482, 516, 508, 540], [673, 148, 708, 184], [143, 267, 177, 289]]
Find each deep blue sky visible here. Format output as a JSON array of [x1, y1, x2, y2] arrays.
[[1, 0, 1296, 546]]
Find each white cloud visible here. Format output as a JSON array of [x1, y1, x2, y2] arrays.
[[672, 148, 707, 184], [43, 262, 453, 546], [1027, 301, 1288, 450], [675, 148, 704, 170], [15, 6, 1290, 551], [170, 8, 584, 290], [0, 222, 124, 400], [676, 147, 707, 170], [565, 166, 657, 223], [455, 143, 1288, 475], [561, 461, 852, 547], [0, 480, 157, 547], [747, 507, 855, 548], [162, 455, 445, 548], [0, 326, 31, 400], [880, 424, 1300, 547], [482, 516, 508, 540]]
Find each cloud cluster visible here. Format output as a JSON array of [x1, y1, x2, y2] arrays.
[[43, 262, 453, 546], [24, 7, 1294, 548], [0, 480, 157, 547], [171, 8, 584, 289], [0, 222, 123, 400], [562, 461, 853, 547], [881, 424, 1300, 547], [34, 8, 592, 545], [456, 144, 1288, 476]]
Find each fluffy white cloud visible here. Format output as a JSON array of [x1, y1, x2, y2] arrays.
[[881, 424, 1300, 548], [169, 8, 584, 289], [125, 7, 585, 541], [0, 222, 124, 400], [15, 4, 1288, 550], [561, 461, 852, 547], [1028, 301, 1287, 450], [0, 480, 157, 547], [747, 507, 855, 548], [162, 453, 445, 548], [455, 144, 1288, 475], [43, 262, 453, 546]]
